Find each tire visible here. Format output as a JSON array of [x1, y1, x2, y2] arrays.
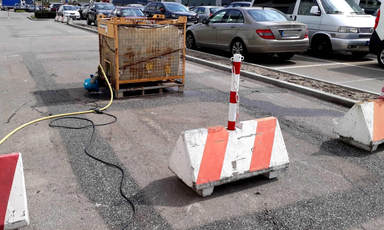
[[378, 47, 384, 68], [231, 39, 247, 57], [277, 52, 295, 61], [352, 52, 369, 59], [87, 16, 91, 25], [186, 32, 196, 49], [311, 37, 332, 57]]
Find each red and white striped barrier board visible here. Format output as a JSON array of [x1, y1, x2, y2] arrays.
[[335, 99, 384, 151], [169, 117, 289, 197], [0, 153, 29, 230], [228, 54, 243, 130]]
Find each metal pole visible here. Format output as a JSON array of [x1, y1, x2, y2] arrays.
[[227, 53, 243, 131]]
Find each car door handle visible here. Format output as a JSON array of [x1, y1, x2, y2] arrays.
[[230, 26, 236, 29]]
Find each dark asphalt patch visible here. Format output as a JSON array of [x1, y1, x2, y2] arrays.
[[22, 52, 171, 230]]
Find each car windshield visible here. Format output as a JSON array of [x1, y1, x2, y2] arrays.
[[63, 5, 76, 10], [210, 7, 221, 14], [321, 0, 364, 14], [164, 3, 188, 12], [96, 4, 114, 10], [248, 9, 288, 22], [121, 8, 144, 16]]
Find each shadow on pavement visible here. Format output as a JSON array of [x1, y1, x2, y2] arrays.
[[131, 174, 275, 208]]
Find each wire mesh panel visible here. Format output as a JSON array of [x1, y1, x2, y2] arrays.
[[118, 24, 184, 81], [98, 16, 186, 96]]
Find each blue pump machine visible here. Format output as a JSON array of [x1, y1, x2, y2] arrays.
[[84, 74, 99, 92]]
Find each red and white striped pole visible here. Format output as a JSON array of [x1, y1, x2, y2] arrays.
[[228, 54, 244, 131]]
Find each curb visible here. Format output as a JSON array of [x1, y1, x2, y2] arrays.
[[186, 55, 357, 108], [66, 22, 98, 34]]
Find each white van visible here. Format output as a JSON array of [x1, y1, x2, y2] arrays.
[[370, 3, 384, 66], [253, 0, 376, 57]]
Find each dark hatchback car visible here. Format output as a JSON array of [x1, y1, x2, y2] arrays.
[[143, 2, 198, 26], [87, 2, 115, 25], [111, 7, 144, 17]]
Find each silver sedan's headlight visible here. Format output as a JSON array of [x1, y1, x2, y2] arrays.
[[338, 26, 359, 33]]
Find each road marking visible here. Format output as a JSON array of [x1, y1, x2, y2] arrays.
[[276, 62, 345, 70], [340, 78, 382, 84], [276, 60, 384, 73]]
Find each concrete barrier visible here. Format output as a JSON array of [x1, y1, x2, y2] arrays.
[[0, 153, 29, 230], [169, 117, 289, 197], [335, 99, 384, 151]]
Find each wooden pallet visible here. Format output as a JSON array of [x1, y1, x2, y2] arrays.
[[113, 81, 184, 99]]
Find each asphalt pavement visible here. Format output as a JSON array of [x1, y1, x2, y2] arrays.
[[2, 12, 384, 230]]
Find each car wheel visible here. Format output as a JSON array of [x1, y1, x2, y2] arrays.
[[378, 47, 384, 68], [231, 39, 247, 57], [87, 16, 91, 25], [352, 52, 369, 59], [312, 37, 332, 57], [277, 53, 295, 61], [186, 32, 196, 49]]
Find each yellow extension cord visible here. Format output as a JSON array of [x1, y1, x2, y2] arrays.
[[0, 64, 113, 146]]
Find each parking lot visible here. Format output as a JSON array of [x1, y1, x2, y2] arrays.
[[2, 11, 384, 230]]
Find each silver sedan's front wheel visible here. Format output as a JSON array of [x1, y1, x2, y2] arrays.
[[231, 40, 246, 56], [378, 48, 384, 68]]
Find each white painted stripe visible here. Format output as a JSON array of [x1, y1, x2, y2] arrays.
[[231, 74, 240, 92], [361, 101, 374, 140], [184, 128, 209, 182], [269, 120, 289, 168], [220, 120, 258, 179], [276, 62, 345, 70], [277, 59, 384, 73], [340, 78, 382, 84], [228, 103, 237, 122], [5, 153, 29, 229]]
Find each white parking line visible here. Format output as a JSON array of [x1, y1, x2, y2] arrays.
[[276, 62, 345, 70], [340, 78, 383, 84], [277, 55, 384, 73]]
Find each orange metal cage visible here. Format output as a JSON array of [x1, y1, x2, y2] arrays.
[[97, 15, 187, 97]]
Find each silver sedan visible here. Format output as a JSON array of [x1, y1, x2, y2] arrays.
[[186, 7, 309, 60]]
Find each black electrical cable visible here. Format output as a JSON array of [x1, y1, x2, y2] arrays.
[[48, 111, 136, 226]]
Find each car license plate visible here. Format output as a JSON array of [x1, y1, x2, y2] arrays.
[[281, 30, 299, 37]]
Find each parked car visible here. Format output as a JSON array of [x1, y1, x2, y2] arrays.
[[87, 2, 115, 25], [227, 1, 251, 7], [79, 3, 89, 19], [111, 6, 144, 17], [186, 7, 309, 60], [57, 5, 80, 20], [192, 6, 223, 22], [370, 4, 384, 67], [49, 3, 62, 12], [143, 2, 198, 26], [82, 4, 90, 19], [26, 4, 40, 12], [255, 0, 376, 57]]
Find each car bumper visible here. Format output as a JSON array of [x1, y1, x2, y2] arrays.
[[330, 37, 371, 52], [247, 38, 309, 53]]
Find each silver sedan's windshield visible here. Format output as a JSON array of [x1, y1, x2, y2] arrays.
[[321, 0, 364, 14]]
